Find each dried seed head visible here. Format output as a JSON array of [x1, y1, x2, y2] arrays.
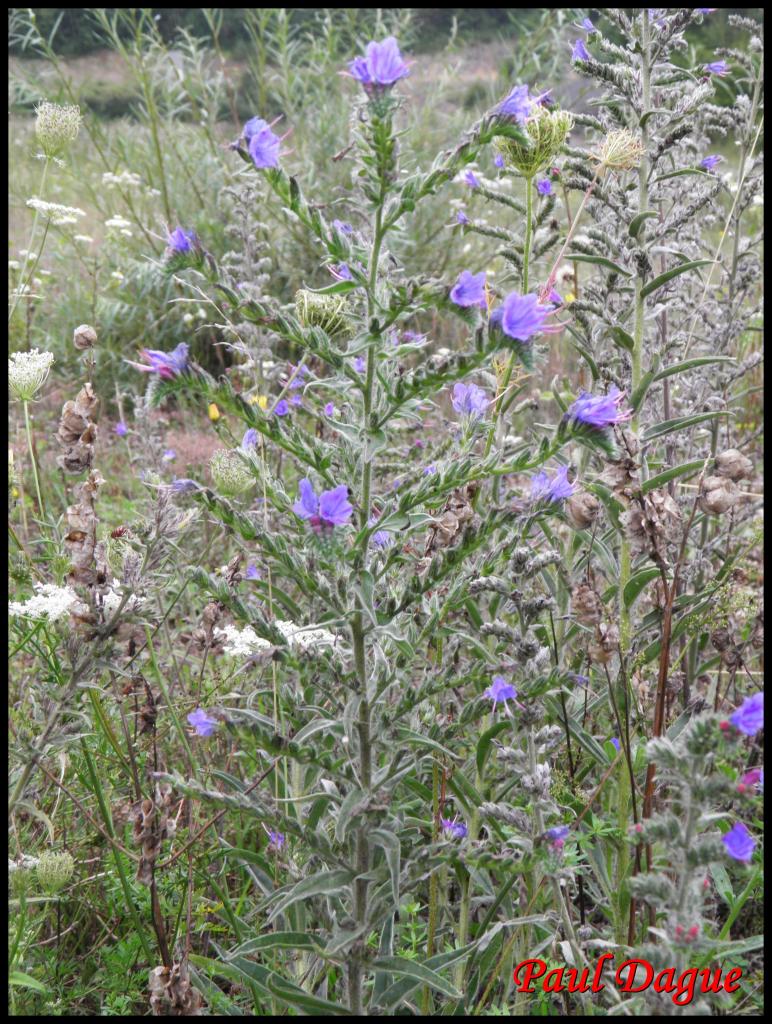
[[698, 475, 738, 515], [35, 101, 82, 158], [295, 289, 353, 337], [572, 583, 604, 626], [595, 129, 644, 171], [496, 106, 573, 177], [599, 455, 638, 499], [715, 448, 753, 481], [36, 850, 75, 894], [620, 489, 682, 563], [565, 490, 601, 529], [73, 324, 97, 351], [589, 621, 619, 664]]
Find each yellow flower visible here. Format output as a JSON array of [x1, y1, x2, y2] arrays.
[[208, 403, 221, 422], [564, 291, 576, 304], [257, 395, 268, 410]]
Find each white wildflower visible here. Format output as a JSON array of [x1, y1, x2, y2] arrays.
[[119, 229, 133, 237], [100, 588, 143, 617], [9, 854, 41, 873], [74, 234, 94, 244], [8, 349, 55, 401], [9, 583, 78, 622], [215, 624, 271, 658], [105, 215, 133, 230], [110, 271, 125, 282], [8, 260, 20, 270], [26, 198, 86, 220], [275, 619, 339, 652], [35, 101, 82, 158], [102, 170, 143, 189]]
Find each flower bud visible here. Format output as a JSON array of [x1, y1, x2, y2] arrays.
[[73, 324, 97, 350], [36, 850, 75, 894], [565, 490, 600, 529], [698, 475, 738, 515], [209, 450, 253, 496], [715, 448, 753, 481], [495, 106, 573, 177], [35, 102, 82, 159], [295, 290, 353, 338]]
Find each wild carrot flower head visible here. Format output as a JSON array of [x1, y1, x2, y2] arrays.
[[127, 343, 189, 379], [722, 821, 756, 863], [450, 270, 487, 309], [294, 478, 353, 530], [346, 37, 410, 94], [8, 349, 55, 401], [35, 101, 82, 158]]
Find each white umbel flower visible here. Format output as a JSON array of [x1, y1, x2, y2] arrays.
[[8, 349, 54, 401], [35, 101, 82, 158], [9, 583, 78, 622], [275, 619, 339, 652], [215, 624, 271, 658], [26, 198, 86, 220]]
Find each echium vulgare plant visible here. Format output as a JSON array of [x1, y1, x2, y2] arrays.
[[128, 16, 762, 1016]]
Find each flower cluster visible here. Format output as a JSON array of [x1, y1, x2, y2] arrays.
[[8, 349, 55, 401]]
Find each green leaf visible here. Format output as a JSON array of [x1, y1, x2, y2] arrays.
[[394, 728, 461, 761], [641, 459, 705, 494], [623, 567, 661, 609], [230, 932, 322, 957], [653, 356, 735, 381], [609, 325, 635, 352], [335, 788, 367, 842], [642, 410, 729, 442], [652, 168, 713, 184], [9, 971, 49, 994], [629, 211, 657, 238], [372, 956, 462, 1000], [371, 828, 401, 906], [709, 863, 735, 908], [630, 357, 660, 412], [476, 720, 512, 777], [566, 253, 632, 277], [640, 259, 714, 299], [265, 869, 355, 925], [265, 973, 353, 1016]]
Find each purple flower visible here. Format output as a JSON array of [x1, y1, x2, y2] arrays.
[[287, 363, 308, 389], [582, 17, 595, 31], [484, 675, 518, 711], [266, 828, 286, 851], [463, 170, 481, 189], [127, 342, 189, 379], [333, 219, 353, 234], [497, 291, 551, 342], [114, 421, 128, 437], [530, 464, 576, 504], [423, 464, 436, 475], [705, 59, 729, 76], [241, 428, 259, 450], [353, 356, 367, 374], [347, 37, 410, 94], [456, 209, 469, 225], [441, 817, 468, 840], [567, 386, 632, 430], [167, 226, 196, 254], [293, 478, 353, 529], [245, 563, 261, 580], [610, 737, 621, 751], [494, 152, 505, 169], [369, 516, 392, 549], [273, 399, 290, 417], [290, 393, 302, 407], [324, 402, 336, 417], [244, 117, 281, 168], [730, 692, 763, 736], [548, 288, 563, 306], [330, 263, 353, 282], [568, 672, 589, 687], [162, 449, 176, 461], [450, 270, 487, 309], [170, 478, 200, 494], [739, 767, 762, 789], [188, 708, 218, 737], [572, 38, 591, 62], [536, 178, 552, 195], [497, 84, 535, 126], [700, 154, 722, 171], [545, 825, 570, 841], [722, 822, 756, 863], [452, 382, 489, 420], [402, 330, 427, 346]]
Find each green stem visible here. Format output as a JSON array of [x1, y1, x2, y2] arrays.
[[23, 400, 46, 524], [9, 158, 50, 325], [620, 10, 651, 654]]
